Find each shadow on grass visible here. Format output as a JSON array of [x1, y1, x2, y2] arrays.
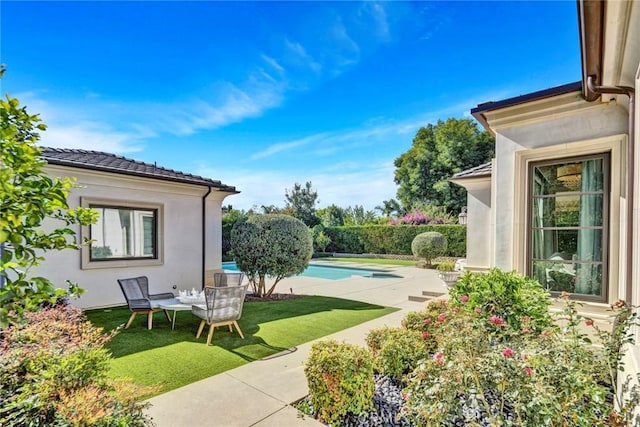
[[86, 295, 391, 359]]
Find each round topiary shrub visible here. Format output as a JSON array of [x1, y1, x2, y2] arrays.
[[231, 214, 313, 298], [411, 231, 448, 267], [365, 327, 432, 380], [304, 339, 375, 426]]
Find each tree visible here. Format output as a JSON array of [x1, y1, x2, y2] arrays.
[[317, 204, 346, 227], [343, 205, 378, 226], [285, 181, 319, 227], [230, 214, 313, 297], [394, 118, 494, 213], [0, 70, 98, 327], [411, 231, 448, 268], [375, 198, 404, 218]]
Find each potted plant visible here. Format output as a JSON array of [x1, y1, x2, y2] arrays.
[[437, 260, 459, 288]]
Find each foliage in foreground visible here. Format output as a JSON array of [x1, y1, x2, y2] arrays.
[[230, 214, 313, 297], [304, 270, 640, 426], [304, 339, 375, 426], [402, 293, 639, 426], [0, 305, 155, 426], [0, 69, 98, 327]]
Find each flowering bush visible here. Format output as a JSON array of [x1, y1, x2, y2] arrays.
[[449, 268, 554, 334], [365, 327, 433, 380], [401, 294, 640, 426], [390, 210, 446, 225], [304, 339, 375, 426], [0, 305, 155, 426]]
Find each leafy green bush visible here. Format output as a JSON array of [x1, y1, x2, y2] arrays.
[[0, 305, 154, 426], [304, 339, 375, 426], [323, 224, 465, 256], [401, 295, 640, 426], [448, 269, 553, 334], [401, 299, 450, 332], [365, 327, 432, 380], [231, 214, 313, 297], [411, 231, 447, 267]]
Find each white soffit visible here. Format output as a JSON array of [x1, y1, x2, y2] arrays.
[[482, 90, 606, 131]]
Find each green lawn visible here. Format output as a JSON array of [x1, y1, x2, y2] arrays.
[[86, 296, 397, 397]]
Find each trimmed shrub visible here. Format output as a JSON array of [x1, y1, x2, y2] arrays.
[[448, 269, 554, 334], [304, 339, 375, 426], [231, 214, 313, 297], [411, 231, 447, 267], [0, 305, 154, 426], [323, 224, 466, 257], [401, 299, 450, 332], [365, 327, 433, 380]]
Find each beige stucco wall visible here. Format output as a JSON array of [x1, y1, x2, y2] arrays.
[[453, 175, 492, 271], [34, 165, 236, 309]]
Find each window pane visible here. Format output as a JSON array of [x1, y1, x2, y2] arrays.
[[90, 206, 156, 260], [529, 155, 607, 300]]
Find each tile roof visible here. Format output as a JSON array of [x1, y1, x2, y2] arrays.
[[41, 147, 238, 192], [450, 162, 492, 180]]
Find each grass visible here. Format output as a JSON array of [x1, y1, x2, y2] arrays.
[[327, 257, 418, 266], [86, 296, 397, 397]]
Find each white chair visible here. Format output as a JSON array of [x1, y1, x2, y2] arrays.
[[192, 284, 248, 345]]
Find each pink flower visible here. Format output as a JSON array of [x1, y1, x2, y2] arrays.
[[402, 393, 411, 401], [460, 295, 469, 303], [489, 315, 505, 326], [434, 352, 444, 365], [437, 314, 447, 323], [475, 308, 482, 314], [424, 318, 432, 325], [452, 307, 460, 313], [502, 348, 515, 358], [524, 366, 533, 376], [422, 331, 430, 339], [585, 319, 594, 327]]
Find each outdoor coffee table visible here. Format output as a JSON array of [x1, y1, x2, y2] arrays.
[[159, 300, 204, 330]]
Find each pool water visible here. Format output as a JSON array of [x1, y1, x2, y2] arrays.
[[222, 262, 385, 281]]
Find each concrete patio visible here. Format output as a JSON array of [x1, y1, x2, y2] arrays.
[[145, 263, 446, 426]]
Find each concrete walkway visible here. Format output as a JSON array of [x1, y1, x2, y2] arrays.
[[145, 263, 446, 426]]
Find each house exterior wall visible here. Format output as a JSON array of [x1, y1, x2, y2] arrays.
[[34, 165, 235, 309], [454, 176, 492, 271]]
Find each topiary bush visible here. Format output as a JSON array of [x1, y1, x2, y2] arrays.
[[304, 339, 375, 426], [0, 304, 154, 426], [231, 214, 313, 297], [365, 327, 433, 380], [411, 231, 447, 267]]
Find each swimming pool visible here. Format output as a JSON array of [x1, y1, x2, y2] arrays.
[[222, 262, 386, 281]]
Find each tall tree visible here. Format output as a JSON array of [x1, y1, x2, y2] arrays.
[[284, 181, 319, 227], [394, 118, 494, 213], [317, 204, 345, 227]]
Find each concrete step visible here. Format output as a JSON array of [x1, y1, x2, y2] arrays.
[[408, 290, 446, 303]]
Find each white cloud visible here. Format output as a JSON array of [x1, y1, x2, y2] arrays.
[[284, 39, 322, 74], [363, 2, 390, 40], [250, 133, 329, 160], [200, 160, 397, 212]]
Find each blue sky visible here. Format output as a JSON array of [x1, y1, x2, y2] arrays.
[[1, 1, 580, 211]]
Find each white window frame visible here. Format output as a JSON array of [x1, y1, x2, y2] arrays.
[[81, 197, 164, 269], [513, 134, 625, 304]]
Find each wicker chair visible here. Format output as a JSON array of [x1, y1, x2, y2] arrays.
[[117, 276, 176, 329], [213, 272, 245, 287], [192, 284, 248, 345]]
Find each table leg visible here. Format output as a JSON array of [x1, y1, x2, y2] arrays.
[[171, 310, 177, 330]]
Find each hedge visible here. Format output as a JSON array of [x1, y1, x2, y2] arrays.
[[323, 225, 466, 257]]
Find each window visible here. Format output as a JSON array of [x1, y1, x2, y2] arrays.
[[90, 206, 158, 261], [528, 154, 609, 300]]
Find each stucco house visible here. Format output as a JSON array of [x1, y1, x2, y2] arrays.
[[35, 147, 238, 309], [451, 0, 639, 379]]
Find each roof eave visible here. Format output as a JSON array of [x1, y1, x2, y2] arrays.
[[44, 158, 239, 194]]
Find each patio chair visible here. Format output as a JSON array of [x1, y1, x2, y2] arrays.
[[117, 276, 176, 329], [192, 284, 248, 345], [212, 272, 245, 287]]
